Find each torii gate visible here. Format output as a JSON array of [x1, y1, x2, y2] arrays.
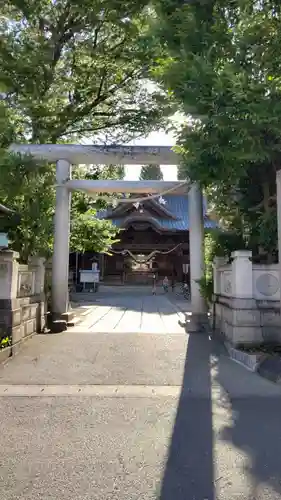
[[10, 144, 206, 321]]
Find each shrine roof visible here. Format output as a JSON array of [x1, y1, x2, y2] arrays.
[[96, 194, 217, 231]]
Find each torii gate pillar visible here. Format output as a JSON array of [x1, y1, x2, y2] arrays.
[[52, 159, 72, 318], [188, 183, 206, 326]]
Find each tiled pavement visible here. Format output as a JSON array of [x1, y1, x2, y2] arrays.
[[70, 289, 191, 334]]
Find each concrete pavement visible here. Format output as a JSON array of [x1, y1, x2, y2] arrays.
[[70, 290, 190, 334], [1, 291, 281, 499]]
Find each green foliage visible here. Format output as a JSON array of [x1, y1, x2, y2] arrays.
[[196, 276, 213, 306], [0, 102, 21, 148], [0, 336, 11, 349], [139, 164, 163, 180], [0, 1, 171, 260], [0, 152, 121, 261], [71, 164, 125, 213], [0, 151, 55, 261], [153, 0, 281, 261], [198, 230, 247, 305], [70, 209, 120, 254], [0, 0, 171, 143]]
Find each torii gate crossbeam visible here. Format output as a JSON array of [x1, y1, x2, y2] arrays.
[[9, 145, 206, 324], [66, 179, 188, 194], [10, 144, 177, 165]]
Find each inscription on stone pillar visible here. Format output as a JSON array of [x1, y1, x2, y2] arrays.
[[256, 273, 279, 297], [0, 263, 8, 277]]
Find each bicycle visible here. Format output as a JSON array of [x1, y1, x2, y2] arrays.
[[182, 283, 190, 300]]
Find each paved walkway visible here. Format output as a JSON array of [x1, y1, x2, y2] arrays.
[[71, 291, 189, 333], [1, 288, 281, 500]]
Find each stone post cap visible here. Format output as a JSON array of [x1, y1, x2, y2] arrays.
[[213, 256, 227, 266], [28, 256, 46, 266], [231, 250, 252, 259], [0, 250, 19, 261]]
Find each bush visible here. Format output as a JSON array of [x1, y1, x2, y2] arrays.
[[196, 275, 213, 306], [0, 336, 11, 349], [200, 230, 243, 305]]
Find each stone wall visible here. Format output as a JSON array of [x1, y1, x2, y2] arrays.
[[0, 251, 45, 349], [213, 251, 281, 347]]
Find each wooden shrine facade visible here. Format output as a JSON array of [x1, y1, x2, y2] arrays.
[[103, 229, 189, 285], [93, 194, 215, 285]]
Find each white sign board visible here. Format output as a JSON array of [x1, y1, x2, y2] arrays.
[[80, 270, 100, 283]]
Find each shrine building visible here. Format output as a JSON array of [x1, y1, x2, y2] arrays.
[[77, 192, 216, 285]]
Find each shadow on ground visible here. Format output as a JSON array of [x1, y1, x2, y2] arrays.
[[216, 370, 281, 498], [159, 333, 215, 499], [160, 314, 281, 499]]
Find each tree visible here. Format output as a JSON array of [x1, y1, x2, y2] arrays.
[[70, 164, 124, 254], [0, 0, 171, 143], [70, 210, 119, 254], [152, 0, 281, 261], [0, 0, 173, 260], [139, 163, 163, 180], [0, 152, 122, 261], [0, 151, 56, 261]]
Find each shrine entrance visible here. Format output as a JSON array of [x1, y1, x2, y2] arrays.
[[9, 144, 206, 321], [107, 243, 183, 285]]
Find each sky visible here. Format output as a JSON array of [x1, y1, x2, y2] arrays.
[[125, 129, 178, 181]]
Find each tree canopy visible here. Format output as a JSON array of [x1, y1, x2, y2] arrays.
[[152, 0, 281, 261], [0, 0, 172, 261], [0, 153, 123, 261], [0, 0, 171, 143], [139, 164, 163, 180], [0, 152, 55, 261]]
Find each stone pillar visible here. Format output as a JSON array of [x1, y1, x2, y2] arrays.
[[52, 159, 72, 318], [231, 250, 253, 299], [0, 250, 19, 301], [29, 256, 46, 332], [276, 169, 281, 312], [0, 251, 20, 344], [213, 256, 227, 295], [29, 256, 45, 295], [188, 183, 206, 316], [229, 250, 262, 346]]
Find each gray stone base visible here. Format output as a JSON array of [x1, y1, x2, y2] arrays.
[[0, 295, 46, 346], [47, 310, 76, 333], [213, 294, 281, 347], [213, 295, 262, 347], [50, 320, 67, 334], [225, 341, 281, 385], [225, 342, 263, 371], [61, 311, 75, 325], [50, 311, 75, 323]]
